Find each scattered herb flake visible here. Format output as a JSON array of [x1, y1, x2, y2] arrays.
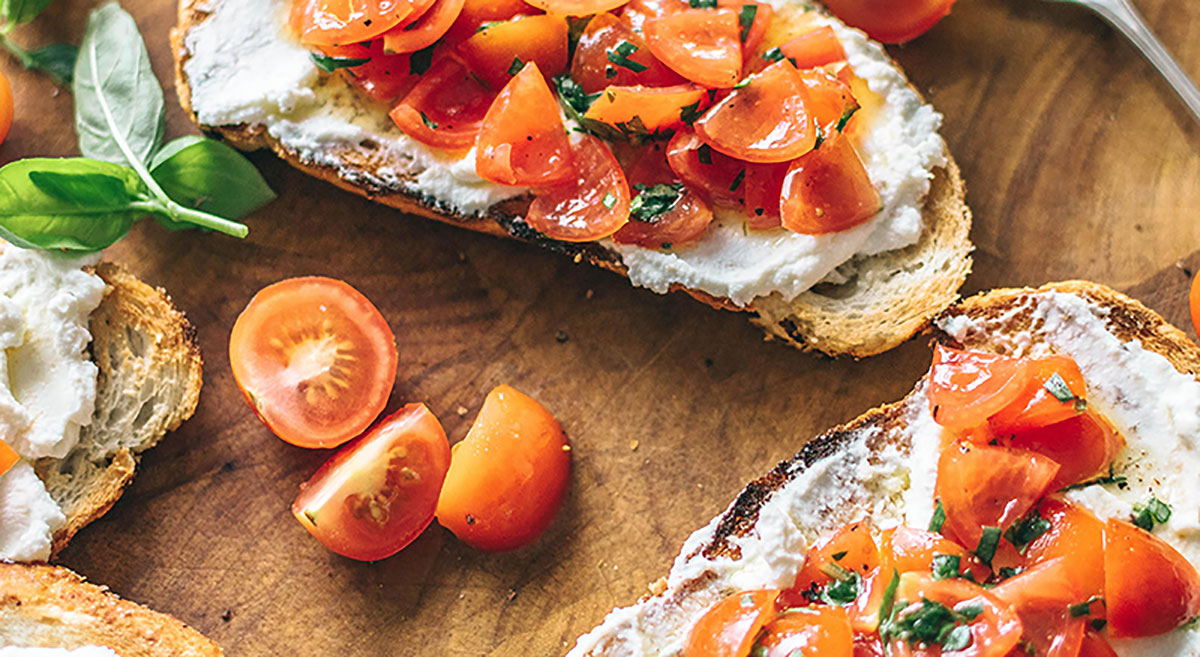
[[311, 53, 370, 73], [737, 4, 758, 42], [931, 554, 963, 581], [409, 44, 435, 75], [418, 110, 439, 130], [1059, 464, 1127, 492], [930, 500, 947, 533], [729, 168, 745, 191], [762, 46, 785, 62], [630, 183, 684, 223], [1005, 509, 1051, 553], [507, 55, 525, 76], [607, 40, 649, 73], [1132, 497, 1172, 531], [975, 526, 1002, 566]]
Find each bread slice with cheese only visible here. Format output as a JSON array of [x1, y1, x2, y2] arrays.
[[0, 563, 221, 656], [567, 281, 1200, 657], [171, 0, 973, 357], [0, 245, 202, 563]]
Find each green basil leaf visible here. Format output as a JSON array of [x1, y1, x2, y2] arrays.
[[0, 158, 147, 251], [150, 136, 276, 222], [73, 2, 165, 166], [1, 0, 53, 25], [27, 42, 77, 85]]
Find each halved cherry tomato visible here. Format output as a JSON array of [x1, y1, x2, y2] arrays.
[[797, 68, 859, 137], [666, 128, 788, 226], [526, 134, 631, 241], [1007, 411, 1123, 490], [292, 404, 451, 561], [935, 441, 1060, 551], [780, 135, 878, 234], [644, 8, 743, 89], [390, 56, 495, 150], [794, 521, 881, 595], [990, 558, 1087, 657], [780, 27, 848, 70], [756, 606, 854, 657], [888, 573, 1023, 657], [444, 0, 540, 44], [1104, 517, 1200, 637], [927, 346, 1032, 430], [695, 60, 816, 163], [718, 0, 773, 57], [987, 355, 1087, 436], [476, 63, 574, 186], [0, 68, 11, 146], [290, 0, 413, 47], [382, 0, 466, 54], [612, 186, 713, 248], [1078, 630, 1118, 657], [230, 277, 398, 449], [525, 0, 630, 15], [1191, 268, 1200, 338], [318, 40, 420, 101], [684, 590, 781, 657], [880, 526, 991, 583], [571, 12, 684, 93], [585, 84, 707, 133], [456, 14, 569, 90], [0, 439, 18, 478], [436, 385, 569, 552], [1023, 500, 1107, 600], [820, 0, 957, 45]]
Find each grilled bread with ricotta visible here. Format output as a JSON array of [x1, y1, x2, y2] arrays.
[[171, 0, 973, 357], [567, 281, 1200, 657]]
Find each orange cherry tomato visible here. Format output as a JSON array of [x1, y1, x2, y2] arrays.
[[880, 526, 992, 583], [1078, 630, 1118, 657], [1191, 268, 1200, 338], [444, 0, 540, 44], [436, 385, 569, 552], [889, 573, 1023, 657], [665, 128, 788, 225], [779, 27, 848, 70], [797, 68, 860, 136], [1023, 500, 1107, 600], [695, 60, 815, 163], [456, 14, 569, 90], [756, 606, 854, 657], [381, 0, 465, 54], [845, 568, 889, 633], [793, 521, 881, 595], [987, 355, 1087, 436], [290, 0, 413, 47], [585, 84, 707, 133], [318, 40, 420, 101], [0, 68, 11, 146], [526, 134, 631, 242], [935, 441, 1060, 551], [0, 439, 17, 478], [524, 0, 630, 15], [644, 8, 744, 89], [620, 0, 686, 32], [1105, 517, 1200, 638], [571, 12, 684, 93], [990, 558, 1087, 657], [230, 277, 398, 449], [927, 346, 1033, 430], [293, 405, 449, 561], [684, 590, 781, 657], [390, 56, 495, 150], [1007, 411, 1123, 490], [780, 135, 878, 234], [820, 0, 957, 44], [717, 0, 773, 58], [476, 63, 574, 186]]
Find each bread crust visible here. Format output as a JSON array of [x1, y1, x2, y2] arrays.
[[171, 1, 973, 357]]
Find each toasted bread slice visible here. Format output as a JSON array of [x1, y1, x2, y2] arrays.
[[567, 281, 1200, 656], [34, 262, 203, 558], [170, 2, 973, 358], [0, 563, 221, 656]]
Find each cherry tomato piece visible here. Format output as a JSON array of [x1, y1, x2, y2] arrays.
[[987, 355, 1087, 435], [621, 0, 687, 32], [889, 573, 1023, 657], [319, 40, 420, 101], [585, 84, 707, 133], [0, 68, 11, 145], [1078, 630, 1119, 657], [571, 12, 684, 93], [612, 186, 713, 248], [695, 60, 816, 163], [927, 346, 1033, 430], [757, 606, 854, 657], [381, 0, 466, 54], [390, 56, 496, 150], [718, 0, 773, 58], [780, 135, 879, 234], [292, 404, 451, 561], [780, 27, 848, 70], [436, 385, 569, 552], [444, 0, 539, 44], [1007, 411, 1123, 490], [0, 439, 17, 478], [290, 0, 413, 47], [524, 0, 630, 15], [1105, 517, 1200, 637], [526, 134, 631, 241], [476, 63, 574, 186], [1023, 500, 1107, 600], [820, 0, 957, 45], [665, 128, 788, 226], [230, 277, 398, 449], [880, 526, 991, 583], [990, 558, 1087, 657], [456, 14, 569, 90], [794, 521, 881, 594], [684, 590, 781, 657], [644, 8, 744, 89]]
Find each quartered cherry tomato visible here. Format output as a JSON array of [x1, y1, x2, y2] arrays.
[[444, 0, 539, 44], [526, 134, 631, 242], [991, 558, 1087, 657], [820, 0, 957, 45], [756, 606, 854, 657], [1022, 500, 1107, 600], [381, 0, 465, 54], [584, 84, 708, 133], [293, 404, 451, 561], [230, 277, 398, 449], [0, 439, 17, 478], [684, 590, 781, 657], [612, 186, 713, 248], [621, 0, 686, 32], [793, 521, 880, 594], [644, 8, 743, 89], [571, 12, 684, 93], [987, 355, 1087, 435], [928, 346, 1033, 430], [390, 56, 495, 150], [290, 0, 413, 46], [1078, 630, 1119, 657], [318, 40, 420, 101], [476, 63, 574, 186], [1191, 268, 1200, 338], [780, 134, 878, 234], [880, 526, 991, 583], [888, 573, 1023, 657], [695, 60, 816, 163], [779, 26, 848, 70], [718, 0, 773, 57], [456, 14, 569, 90], [436, 385, 569, 552], [0, 68, 11, 146], [1104, 517, 1200, 637], [1007, 411, 1123, 490], [525, 0, 630, 15], [666, 129, 788, 226]]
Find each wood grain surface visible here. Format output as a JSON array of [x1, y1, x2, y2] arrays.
[[1, 0, 1198, 655]]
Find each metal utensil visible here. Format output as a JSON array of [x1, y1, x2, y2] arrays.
[[1049, 0, 1200, 125]]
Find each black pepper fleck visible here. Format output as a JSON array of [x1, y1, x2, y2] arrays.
[[555, 330, 569, 344]]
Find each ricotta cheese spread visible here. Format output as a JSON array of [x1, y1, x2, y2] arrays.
[[0, 245, 105, 562], [0, 647, 120, 656], [183, 0, 945, 307]]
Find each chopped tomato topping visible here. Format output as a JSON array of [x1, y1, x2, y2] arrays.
[[756, 606, 854, 657], [644, 8, 744, 89], [880, 526, 991, 583], [585, 84, 708, 133], [526, 134, 631, 242], [318, 40, 420, 101], [684, 590, 781, 657], [845, 568, 889, 633], [990, 558, 1087, 657], [666, 128, 788, 225], [0, 440, 17, 478], [888, 573, 1023, 657], [1023, 500, 1107, 600], [987, 355, 1087, 436], [390, 56, 495, 150], [779, 27, 849, 70], [935, 441, 1060, 551], [456, 15, 569, 90], [780, 135, 878, 234], [381, 0, 465, 54], [290, 0, 413, 47], [612, 186, 713, 248], [1104, 517, 1200, 637], [796, 68, 859, 138], [476, 63, 574, 186], [1007, 411, 1123, 490], [927, 346, 1033, 430], [620, 0, 686, 32], [695, 60, 815, 163], [820, 0, 957, 44], [524, 0, 631, 15], [444, 0, 539, 44], [793, 521, 881, 594], [717, 0, 773, 58], [570, 12, 684, 93]]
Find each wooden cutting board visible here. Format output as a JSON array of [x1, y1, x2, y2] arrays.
[[2, 0, 1199, 654]]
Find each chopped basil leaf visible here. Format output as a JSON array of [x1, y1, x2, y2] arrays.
[[733, 74, 752, 89], [602, 192, 617, 210], [956, 601, 984, 621], [737, 4, 757, 42], [630, 183, 684, 224], [409, 44, 435, 76], [876, 569, 900, 645], [997, 566, 1024, 580], [762, 46, 785, 62], [1182, 616, 1200, 631], [680, 99, 704, 125], [823, 571, 861, 605], [1044, 372, 1078, 403], [553, 74, 601, 118], [942, 625, 972, 651], [1059, 464, 1128, 492], [418, 110, 439, 130], [475, 20, 504, 34], [1005, 509, 1051, 553], [931, 554, 962, 581], [697, 143, 714, 165], [835, 104, 859, 133], [607, 40, 649, 73], [1132, 497, 1172, 531], [689, 0, 718, 7], [566, 16, 591, 60], [1069, 596, 1104, 618], [890, 597, 976, 650], [975, 526, 1002, 567], [507, 56, 525, 76], [310, 53, 370, 73], [1091, 618, 1108, 632], [729, 168, 745, 191], [930, 500, 947, 533], [831, 550, 848, 562]]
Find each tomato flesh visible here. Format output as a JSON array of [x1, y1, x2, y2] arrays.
[[476, 63, 575, 186], [390, 56, 495, 150], [1078, 630, 1118, 657], [880, 526, 991, 583], [644, 8, 743, 89], [585, 84, 708, 133], [571, 12, 684, 93], [290, 0, 413, 47], [820, 0, 957, 44], [1022, 500, 1107, 600], [927, 346, 1033, 430], [0, 439, 17, 478], [684, 590, 781, 657], [456, 14, 570, 90], [793, 521, 880, 595], [0, 68, 12, 146], [889, 573, 1023, 657], [990, 558, 1087, 657], [444, 0, 539, 44], [526, 134, 631, 242], [229, 277, 398, 449], [756, 606, 854, 657], [1105, 517, 1200, 637], [524, 0, 630, 15], [780, 27, 849, 70], [381, 0, 466, 54], [987, 355, 1087, 436], [780, 133, 878, 234], [1007, 411, 1123, 490], [718, 0, 773, 58], [695, 60, 815, 163], [319, 40, 419, 101], [436, 385, 570, 552], [292, 404, 451, 561], [666, 128, 788, 223]]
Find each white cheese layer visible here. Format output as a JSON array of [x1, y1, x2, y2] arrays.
[[0, 647, 120, 656], [183, 0, 944, 307]]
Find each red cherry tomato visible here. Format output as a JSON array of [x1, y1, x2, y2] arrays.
[[1191, 268, 1200, 338], [318, 40, 420, 101], [717, 0, 773, 58], [1007, 411, 1123, 490], [927, 346, 1033, 430], [292, 404, 451, 561], [476, 63, 574, 186], [987, 355, 1087, 435], [1105, 517, 1200, 637], [1023, 500, 1107, 600], [444, 0, 539, 44], [571, 12, 684, 93], [524, 0, 630, 15], [0, 68, 11, 146], [584, 84, 708, 133], [620, 0, 686, 32], [990, 558, 1087, 657], [1078, 630, 1119, 657], [612, 186, 713, 248], [381, 0, 465, 54], [644, 8, 744, 89], [526, 134, 631, 242], [880, 526, 992, 583], [684, 590, 781, 657], [935, 441, 1060, 551], [290, 0, 413, 47], [665, 129, 789, 227], [456, 14, 569, 90], [889, 573, 1023, 657], [229, 277, 398, 449], [793, 521, 881, 595], [779, 27, 849, 70], [435, 385, 569, 552], [820, 0, 957, 45], [695, 60, 816, 163], [757, 606, 854, 657], [390, 56, 495, 150], [780, 135, 879, 235]]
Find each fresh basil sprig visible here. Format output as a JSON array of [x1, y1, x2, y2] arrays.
[[0, 0, 77, 84]]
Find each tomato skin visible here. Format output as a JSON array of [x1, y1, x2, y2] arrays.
[[666, 128, 789, 219], [1078, 630, 1118, 657], [793, 521, 880, 595], [436, 385, 569, 552], [1104, 517, 1200, 637], [757, 606, 854, 657], [612, 187, 713, 248], [1022, 500, 1106, 600], [390, 56, 496, 150], [526, 134, 631, 242], [880, 526, 991, 583], [1006, 411, 1123, 490], [1191, 268, 1200, 339], [990, 558, 1087, 657], [695, 60, 815, 163], [717, 0, 773, 58], [444, 0, 540, 44], [381, 0, 466, 54], [780, 135, 878, 234], [987, 355, 1087, 436], [684, 590, 781, 657], [889, 573, 1023, 657], [644, 8, 744, 89], [820, 0, 957, 44], [0, 68, 11, 146], [779, 27, 848, 70], [584, 84, 707, 133], [318, 41, 420, 101], [290, 0, 413, 47], [571, 12, 684, 93], [525, 0, 630, 15], [927, 346, 1032, 430], [292, 404, 451, 561], [0, 439, 17, 478], [476, 63, 574, 186], [229, 277, 398, 449], [456, 14, 569, 90]]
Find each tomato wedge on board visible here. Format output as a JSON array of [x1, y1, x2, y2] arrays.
[[888, 573, 1023, 657], [990, 558, 1087, 657], [571, 12, 684, 93], [780, 26, 848, 70], [1105, 517, 1200, 638], [695, 60, 816, 163], [318, 40, 420, 101], [880, 526, 991, 583], [381, 0, 465, 54], [444, 0, 539, 44], [756, 606, 854, 657], [526, 134, 631, 242], [987, 355, 1087, 436], [229, 277, 398, 449], [584, 84, 707, 133], [456, 14, 569, 90], [0, 439, 17, 478], [780, 135, 878, 234], [476, 63, 574, 186], [292, 404, 450, 561], [525, 0, 630, 15], [290, 0, 413, 47], [1007, 411, 1123, 490], [390, 56, 495, 150], [927, 346, 1033, 430], [436, 386, 570, 552], [684, 590, 781, 657], [644, 8, 743, 89], [821, 0, 957, 45], [793, 521, 880, 594], [1023, 500, 1106, 600]]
